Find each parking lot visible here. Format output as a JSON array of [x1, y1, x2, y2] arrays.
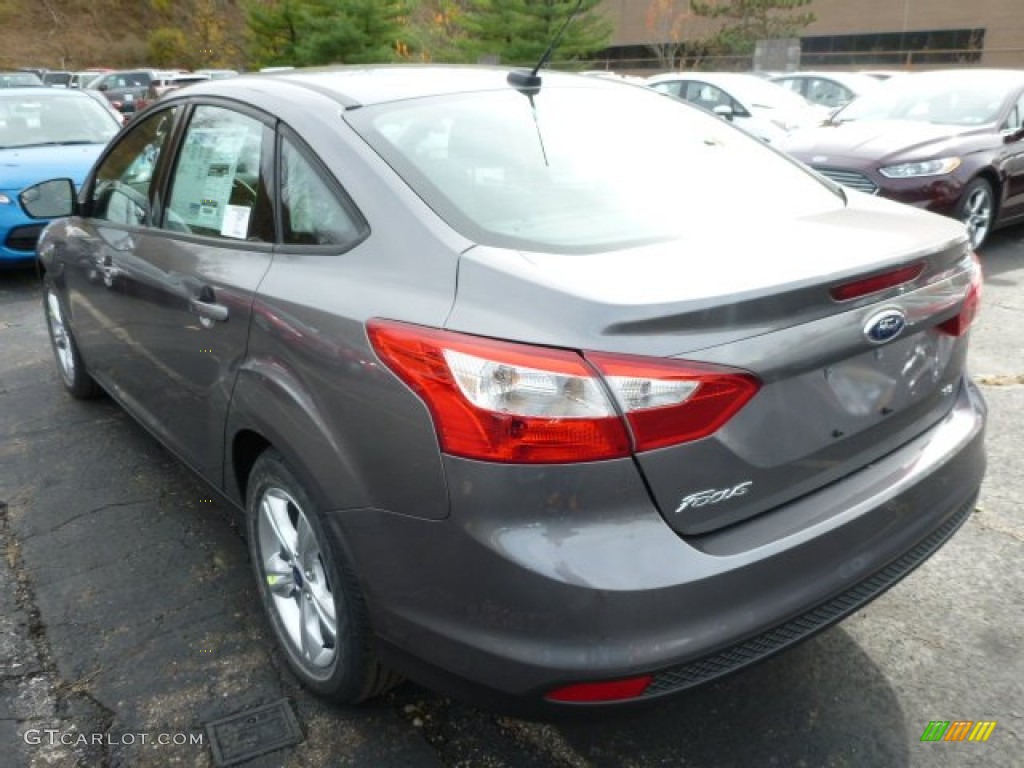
[[0, 228, 1021, 767]]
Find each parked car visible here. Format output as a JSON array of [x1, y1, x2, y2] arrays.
[[144, 73, 210, 104], [860, 69, 907, 81], [781, 68, 1024, 248], [0, 71, 44, 88], [0, 88, 120, 267], [69, 70, 106, 89], [86, 69, 174, 117], [25, 67, 984, 711], [770, 70, 882, 109], [646, 71, 828, 143], [194, 68, 239, 80], [81, 88, 126, 125], [42, 70, 74, 88]]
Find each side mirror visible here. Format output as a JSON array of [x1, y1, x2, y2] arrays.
[[1001, 126, 1024, 143], [19, 179, 76, 219], [713, 104, 735, 121], [98, 83, 109, 91]]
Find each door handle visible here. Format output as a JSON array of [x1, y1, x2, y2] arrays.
[[191, 298, 229, 323], [190, 286, 229, 323]]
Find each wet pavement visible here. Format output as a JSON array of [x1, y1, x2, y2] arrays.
[[2, 228, 1022, 767]]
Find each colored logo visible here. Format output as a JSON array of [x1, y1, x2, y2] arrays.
[[920, 720, 997, 742], [863, 308, 906, 344]]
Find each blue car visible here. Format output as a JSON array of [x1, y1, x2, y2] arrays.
[[1, 87, 120, 268]]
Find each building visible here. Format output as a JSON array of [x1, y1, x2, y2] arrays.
[[596, 0, 1024, 71]]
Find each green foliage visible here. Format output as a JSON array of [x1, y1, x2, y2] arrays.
[[244, 0, 304, 66], [245, 0, 407, 68], [297, 0, 407, 65], [147, 26, 191, 67], [193, 0, 236, 67], [455, 0, 612, 66], [402, 0, 468, 63], [691, 0, 815, 54]]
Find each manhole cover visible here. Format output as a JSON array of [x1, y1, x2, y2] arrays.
[[205, 699, 303, 767]]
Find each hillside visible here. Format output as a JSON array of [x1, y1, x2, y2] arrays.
[[0, 0, 247, 71]]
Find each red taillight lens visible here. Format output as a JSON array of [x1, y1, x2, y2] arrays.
[[546, 675, 653, 703], [830, 262, 924, 302], [367, 320, 761, 463], [366, 320, 631, 463], [938, 253, 982, 337], [588, 352, 761, 452]]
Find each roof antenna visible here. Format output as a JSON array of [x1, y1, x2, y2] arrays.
[[507, 0, 585, 94]]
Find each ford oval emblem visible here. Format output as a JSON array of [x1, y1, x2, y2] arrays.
[[864, 308, 907, 344]]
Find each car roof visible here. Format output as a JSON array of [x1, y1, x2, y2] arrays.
[[896, 67, 1024, 83], [0, 86, 94, 97], [172, 65, 621, 109], [647, 71, 764, 86], [772, 71, 879, 84]]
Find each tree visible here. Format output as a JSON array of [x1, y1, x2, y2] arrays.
[[645, 0, 694, 70], [245, 0, 307, 66], [456, 0, 612, 67], [403, 0, 467, 63], [148, 27, 190, 67], [192, 0, 236, 68], [245, 0, 407, 68], [294, 0, 407, 65], [690, 0, 814, 55]]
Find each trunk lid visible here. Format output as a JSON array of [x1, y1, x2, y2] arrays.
[[446, 196, 977, 535]]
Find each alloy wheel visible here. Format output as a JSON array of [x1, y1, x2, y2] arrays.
[[46, 290, 76, 384], [961, 183, 993, 249], [256, 486, 338, 671]]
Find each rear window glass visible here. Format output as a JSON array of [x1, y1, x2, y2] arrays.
[[348, 85, 841, 253]]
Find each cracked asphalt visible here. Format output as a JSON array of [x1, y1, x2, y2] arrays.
[[2, 228, 1022, 767]]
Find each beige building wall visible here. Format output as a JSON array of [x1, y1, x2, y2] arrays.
[[599, 0, 1024, 67]]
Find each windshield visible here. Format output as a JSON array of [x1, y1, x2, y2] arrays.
[[835, 74, 1011, 126], [348, 85, 840, 253], [0, 93, 120, 149]]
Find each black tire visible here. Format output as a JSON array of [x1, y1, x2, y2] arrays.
[[956, 177, 995, 250], [42, 277, 101, 399], [246, 449, 400, 702]]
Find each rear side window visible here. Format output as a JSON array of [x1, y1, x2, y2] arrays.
[[164, 105, 274, 241], [280, 135, 366, 247], [91, 107, 179, 226]]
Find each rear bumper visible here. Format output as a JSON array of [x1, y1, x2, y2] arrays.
[[327, 377, 985, 710]]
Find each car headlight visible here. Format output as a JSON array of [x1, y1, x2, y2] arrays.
[[0, 193, 12, 205], [878, 157, 961, 178]]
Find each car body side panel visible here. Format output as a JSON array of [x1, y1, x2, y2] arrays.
[[995, 131, 1024, 219], [225, 231, 460, 519], [213, 87, 475, 517], [91, 231, 272, 479], [226, 272, 452, 520], [325, 379, 984, 698]]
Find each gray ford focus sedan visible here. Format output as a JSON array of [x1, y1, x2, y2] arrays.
[[25, 66, 985, 711]]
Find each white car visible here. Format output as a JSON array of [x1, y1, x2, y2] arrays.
[[646, 71, 828, 143], [770, 71, 883, 109]]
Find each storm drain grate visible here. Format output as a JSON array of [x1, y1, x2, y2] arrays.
[[205, 699, 303, 767]]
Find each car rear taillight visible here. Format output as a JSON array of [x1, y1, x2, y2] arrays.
[[830, 262, 925, 302], [938, 253, 982, 337], [367, 320, 761, 463], [586, 352, 761, 452]]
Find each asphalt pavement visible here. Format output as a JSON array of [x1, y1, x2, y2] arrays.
[[1, 228, 1022, 767]]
